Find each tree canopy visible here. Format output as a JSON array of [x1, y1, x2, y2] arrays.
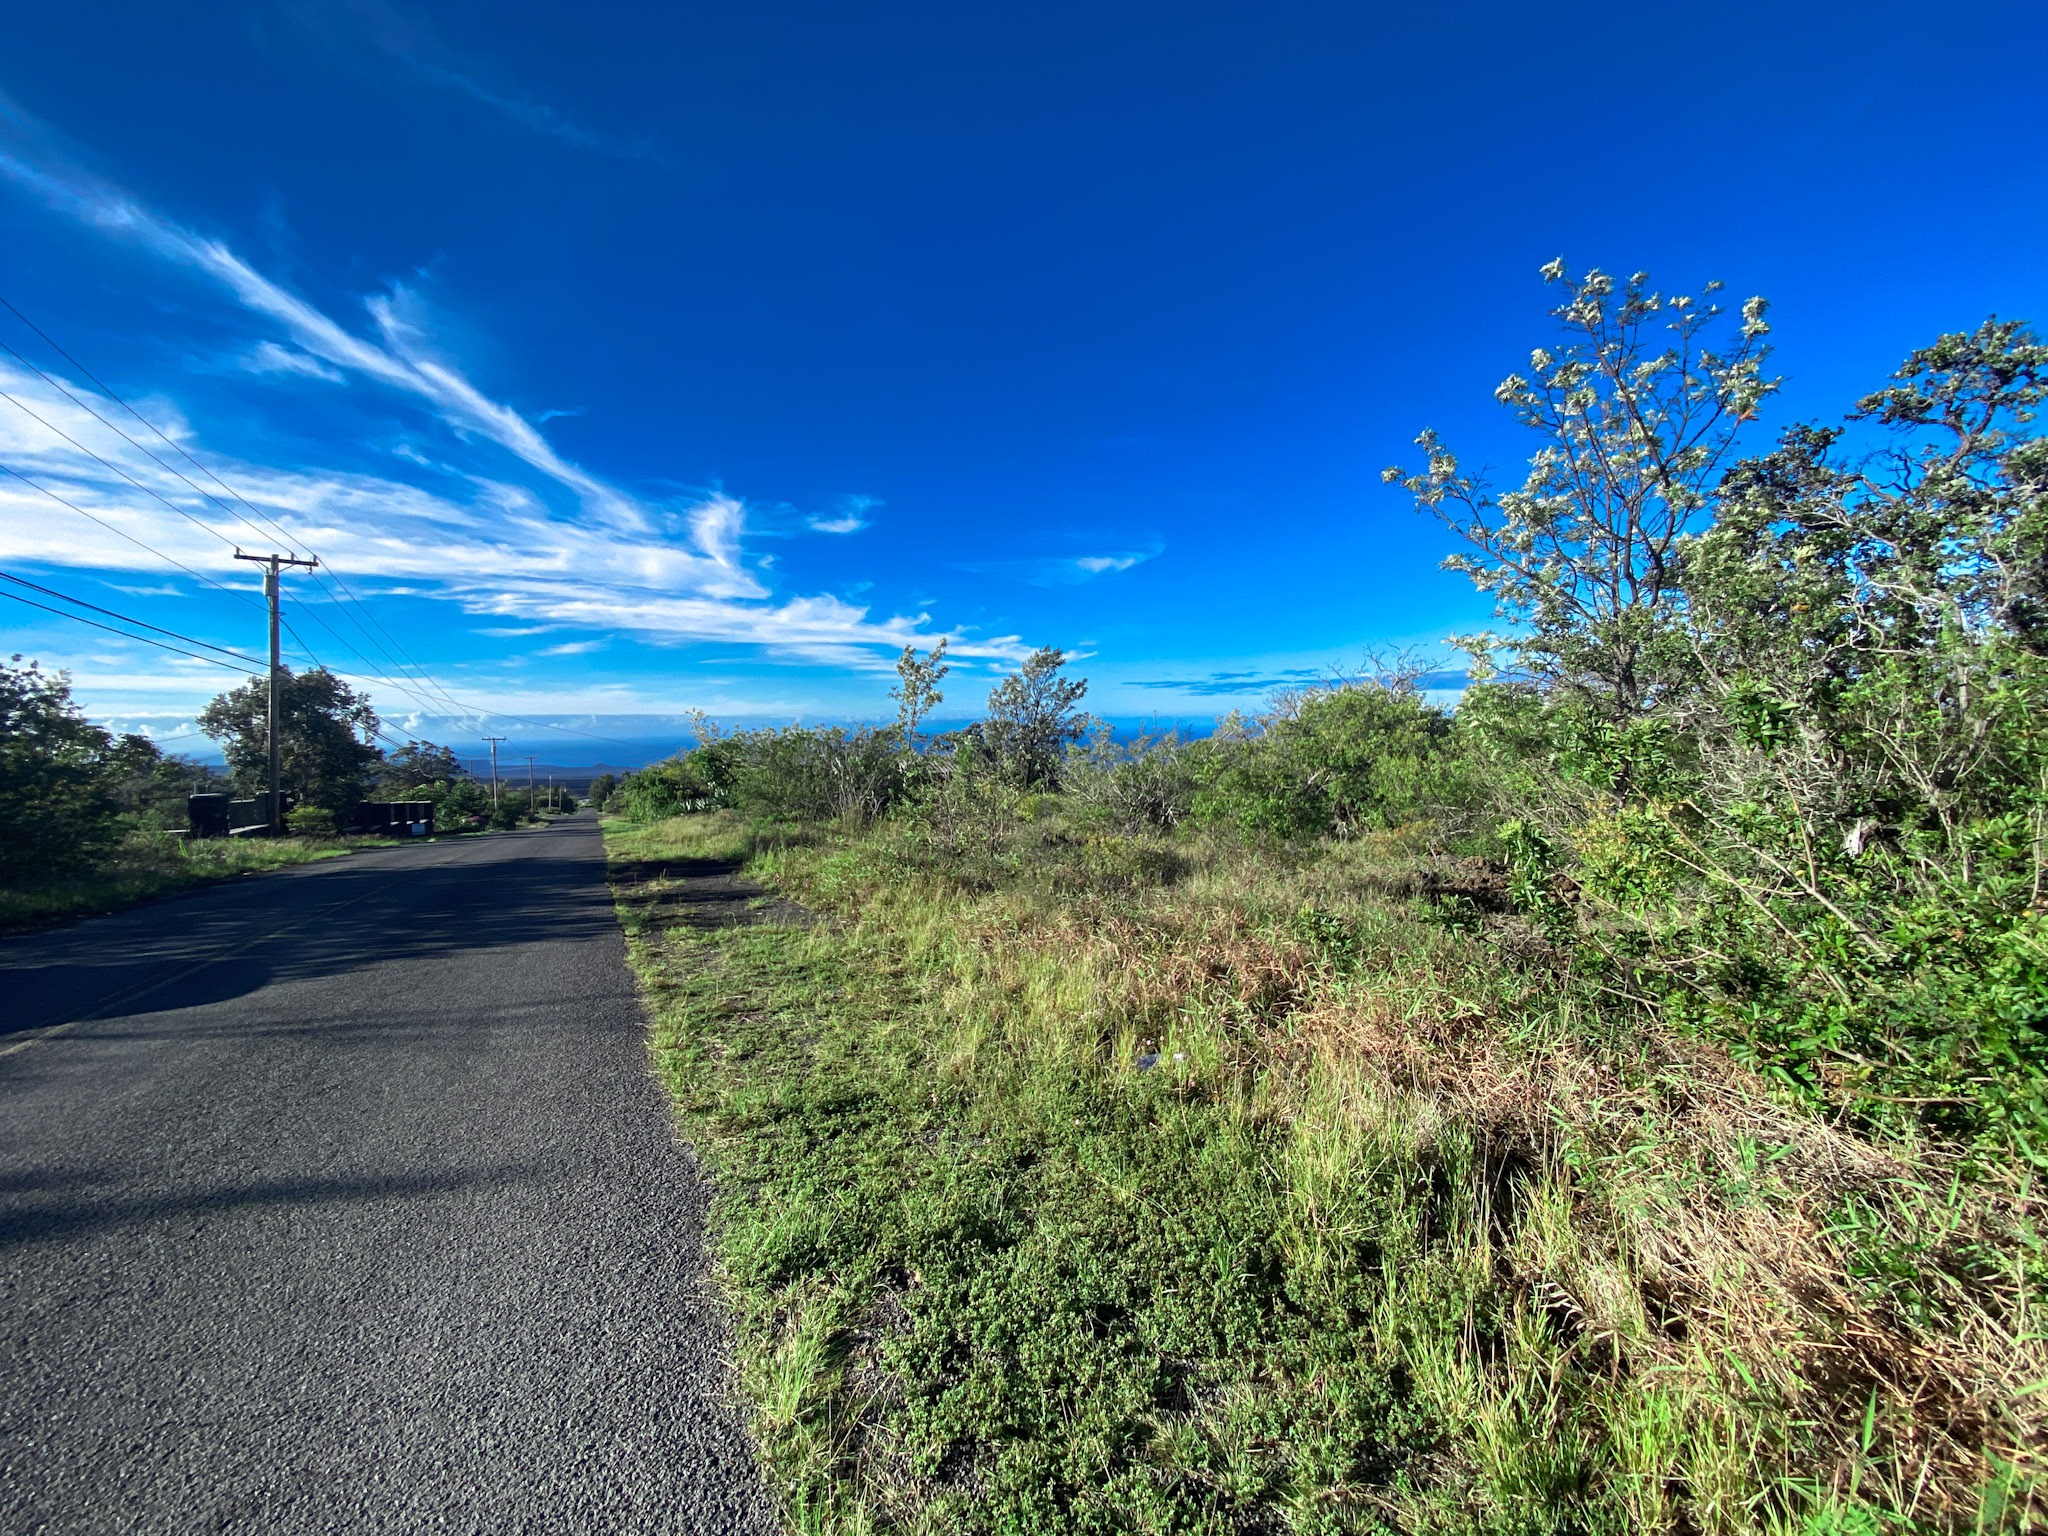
[[0, 656, 127, 877], [977, 646, 1089, 788], [381, 740, 466, 792], [196, 666, 382, 813]]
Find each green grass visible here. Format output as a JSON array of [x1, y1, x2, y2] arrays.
[[607, 810, 2046, 1535], [612, 816, 1438, 1535], [0, 831, 410, 929]]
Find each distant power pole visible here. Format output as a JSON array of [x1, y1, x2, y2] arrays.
[[233, 548, 320, 834], [482, 737, 508, 807], [524, 756, 538, 815]]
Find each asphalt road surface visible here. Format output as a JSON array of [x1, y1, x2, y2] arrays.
[[0, 816, 775, 1535]]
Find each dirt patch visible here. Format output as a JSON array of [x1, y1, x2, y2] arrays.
[[611, 854, 815, 931]]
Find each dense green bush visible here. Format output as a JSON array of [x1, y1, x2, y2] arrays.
[[0, 656, 234, 876], [1060, 722, 1197, 833], [618, 756, 719, 821], [970, 646, 1089, 788], [701, 725, 908, 822], [1645, 322, 2047, 1153], [433, 779, 493, 831], [618, 724, 909, 825], [1188, 683, 1474, 843], [1392, 271, 2048, 1158]]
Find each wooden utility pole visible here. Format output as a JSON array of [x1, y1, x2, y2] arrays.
[[482, 737, 508, 807], [233, 549, 320, 834], [524, 757, 538, 817]]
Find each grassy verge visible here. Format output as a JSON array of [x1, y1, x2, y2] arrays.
[[607, 810, 2045, 1535], [0, 831, 410, 929]]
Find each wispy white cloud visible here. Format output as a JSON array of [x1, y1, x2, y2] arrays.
[[685, 494, 755, 593], [0, 362, 1023, 671], [808, 494, 878, 535], [400, 59, 665, 164], [538, 639, 605, 656], [240, 340, 346, 383], [0, 97, 1043, 708], [285, 0, 665, 166], [958, 544, 1164, 588], [0, 106, 644, 529], [0, 183, 1026, 699]]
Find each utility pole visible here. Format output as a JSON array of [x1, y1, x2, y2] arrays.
[[233, 549, 320, 834], [524, 756, 538, 818], [482, 737, 508, 807]]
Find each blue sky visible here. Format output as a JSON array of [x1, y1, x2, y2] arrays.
[[1, 1, 2044, 766]]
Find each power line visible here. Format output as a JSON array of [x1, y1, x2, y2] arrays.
[[271, 609, 653, 750], [0, 415, 430, 710], [5, 448, 656, 752], [0, 459, 263, 610], [0, 589, 260, 674], [0, 568, 266, 667], [0, 387, 244, 551], [0, 336, 286, 555], [0, 295, 326, 563], [277, 614, 451, 718], [0, 294, 474, 719], [0, 299, 658, 756], [0, 332, 417, 697], [0, 386, 431, 720]]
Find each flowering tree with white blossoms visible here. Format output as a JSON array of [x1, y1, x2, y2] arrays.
[[1385, 260, 1777, 721]]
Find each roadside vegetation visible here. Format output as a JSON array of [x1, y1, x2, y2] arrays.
[[607, 273, 2048, 1535], [0, 830, 389, 928], [0, 653, 572, 927]]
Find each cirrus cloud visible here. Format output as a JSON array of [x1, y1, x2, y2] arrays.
[[0, 94, 1034, 706]]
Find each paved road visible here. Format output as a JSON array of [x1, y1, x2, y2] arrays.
[[0, 817, 775, 1535]]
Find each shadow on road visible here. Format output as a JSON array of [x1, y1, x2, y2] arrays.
[[0, 1162, 552, 1248], [0, 827, 618, 1038]]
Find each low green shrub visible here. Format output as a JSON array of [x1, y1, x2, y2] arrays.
[[283, 806, 337, 838], [432, 779, 493, 831]]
